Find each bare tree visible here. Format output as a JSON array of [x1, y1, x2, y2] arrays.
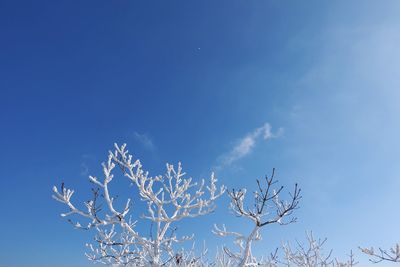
[[213, 169, 301, 267], [360, 244, 400, 264], [282, 232, 357, 267]]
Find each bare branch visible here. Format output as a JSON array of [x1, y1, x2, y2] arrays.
[[360, 244, 400, 263], [215, 169, 301, 267]]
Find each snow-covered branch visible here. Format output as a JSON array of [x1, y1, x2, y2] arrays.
[[54, 144, 391, 267], [53, 143, 225, 266], [214, 169, 301, 267]]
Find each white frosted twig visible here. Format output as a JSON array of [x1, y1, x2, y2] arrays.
[[53, 143, 225, 266]]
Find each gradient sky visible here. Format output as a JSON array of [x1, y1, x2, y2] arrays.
[[1, 1, 400, 266]]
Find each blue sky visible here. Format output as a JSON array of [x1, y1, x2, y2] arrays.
[[1, 1, 400, 266]]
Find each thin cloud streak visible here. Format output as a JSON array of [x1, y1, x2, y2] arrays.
[[215, 123, 282, 171], [80, 162, 89, 177], [80, 154, 95, 177], [133, 132, 156, 151]]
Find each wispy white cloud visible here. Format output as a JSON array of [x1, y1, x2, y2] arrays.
[[80, 154, 95, 177], [80, 162, 89, 176], [215, 123, 282, 170], [133, 132, 156, 151]]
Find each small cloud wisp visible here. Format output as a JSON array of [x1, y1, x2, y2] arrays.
[[133, 132, 156, 151], [215, 123, 282, 170]]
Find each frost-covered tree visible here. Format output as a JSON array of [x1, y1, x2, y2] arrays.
[[212, 174, 355, 267], [53, 143, 359, 267], [53, 143, 225, 266], [213, 169, 301, 267]]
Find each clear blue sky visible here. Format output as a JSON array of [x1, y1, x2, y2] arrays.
[[1, 1, 400, 266]]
